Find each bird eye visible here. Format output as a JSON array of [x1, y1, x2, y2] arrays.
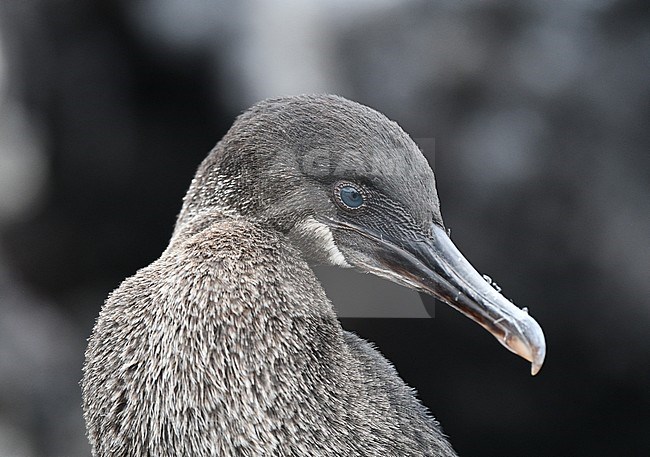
[[335, 183, 364, 210]]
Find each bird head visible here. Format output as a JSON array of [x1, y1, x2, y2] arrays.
[[177, 94, 546, 375]]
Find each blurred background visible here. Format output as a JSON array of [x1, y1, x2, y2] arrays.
[[0, 0, 649, 456]]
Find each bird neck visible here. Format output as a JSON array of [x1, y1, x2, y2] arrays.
[[155, 212, 347, 393]]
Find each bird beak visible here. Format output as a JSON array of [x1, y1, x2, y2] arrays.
[[329, 220, 546, 375]]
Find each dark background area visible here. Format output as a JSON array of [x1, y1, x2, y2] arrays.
[[0, 1, 649, 456]]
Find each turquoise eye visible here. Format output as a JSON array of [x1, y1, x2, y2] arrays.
[[339, 185, 364, 209]]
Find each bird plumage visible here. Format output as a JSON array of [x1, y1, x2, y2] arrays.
[[83, 214, 456, 455]]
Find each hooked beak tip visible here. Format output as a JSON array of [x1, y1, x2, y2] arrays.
[[531, 344, 546, 376], [503, 319, 546, 376]]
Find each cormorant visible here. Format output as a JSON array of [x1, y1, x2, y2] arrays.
[[83, 94, 545, 456]]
